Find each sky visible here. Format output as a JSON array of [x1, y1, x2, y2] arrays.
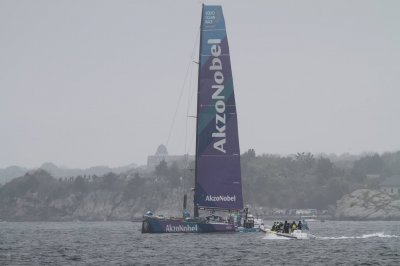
[[1, 0, 399, 168]]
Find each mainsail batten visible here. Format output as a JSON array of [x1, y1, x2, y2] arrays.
[[195, 5, 243, 211]]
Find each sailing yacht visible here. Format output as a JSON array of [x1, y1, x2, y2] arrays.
[[142, 4, 255, 233]]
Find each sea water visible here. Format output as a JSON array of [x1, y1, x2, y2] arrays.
[[0, 221, 399, 265]]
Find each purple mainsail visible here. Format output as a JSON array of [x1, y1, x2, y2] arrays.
[[194, 5, 243, 211]]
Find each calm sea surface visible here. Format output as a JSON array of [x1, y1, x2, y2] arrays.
[[0, 220, 399, 265]]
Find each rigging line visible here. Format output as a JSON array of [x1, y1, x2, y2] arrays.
[[165, 27, 200, 149], [184, 60, 193, 155], [184, 29, 200, 174], [185, 71, 198, 156], [184, 50, 199, 156], [187, 123, 197, 157]]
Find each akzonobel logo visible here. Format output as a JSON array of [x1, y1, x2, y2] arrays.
[[205, 195, 236, 202], [165, 224, 198, 232], [208, 38, 227, 154]]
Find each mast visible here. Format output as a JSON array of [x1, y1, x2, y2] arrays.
[[194, 4, 205, 218]]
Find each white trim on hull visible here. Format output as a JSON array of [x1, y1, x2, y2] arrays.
[[265, 229, 316, 240]]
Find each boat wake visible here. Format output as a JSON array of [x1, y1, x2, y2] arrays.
[[318, 232, 400, 240], [263, 234, 291, 240]]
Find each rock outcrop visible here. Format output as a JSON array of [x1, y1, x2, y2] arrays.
[[335, 189, 400, 220], [0, 170, 190, 221]]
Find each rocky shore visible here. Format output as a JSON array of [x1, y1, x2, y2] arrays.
[[2, 170, 400, 221], [0, 170, 189, 222], [0, 189, 188, 222], [335, 189, 400, 220]]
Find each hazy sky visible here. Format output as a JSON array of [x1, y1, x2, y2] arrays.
[[1, 0, 399, 168]]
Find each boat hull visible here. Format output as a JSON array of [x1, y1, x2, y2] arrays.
[[142, 217, 235, 233], [236, 227, 261, 233], [265, 229, 315, 239]]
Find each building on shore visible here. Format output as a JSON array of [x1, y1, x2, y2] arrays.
[[147, 144, 194, 170]]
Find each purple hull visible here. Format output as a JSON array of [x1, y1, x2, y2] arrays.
[[142, 217, 235, 233]]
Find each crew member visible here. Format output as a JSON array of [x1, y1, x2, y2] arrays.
[[291, 221, 297, 232], [297, 220, 302, 230]]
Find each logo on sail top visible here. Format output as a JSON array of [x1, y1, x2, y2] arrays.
[[208, 38, 226, 154]]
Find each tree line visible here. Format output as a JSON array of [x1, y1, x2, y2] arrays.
[[241, 150, 400, 210], [1, 150, 399, 216]]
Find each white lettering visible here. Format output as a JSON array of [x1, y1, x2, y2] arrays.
[[205, 195, 237, 202], [214, 71, 224, 84], [208, 38, 226, 153], [211, 45, 221, 57], [215, 113, 226, 125], [210, 58, 222, 71], [165, 224, 198, 232], [213, 138, 226, 153], [212, 132, 226, 138], [215, 100, 225, 113], [212, 85, 224, 99], [208, 39, 221, 44]]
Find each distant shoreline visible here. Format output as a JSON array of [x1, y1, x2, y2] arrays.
[[3, 217, 400, 222]]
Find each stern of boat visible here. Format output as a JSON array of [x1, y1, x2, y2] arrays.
[[141, 219, 151, 233]]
